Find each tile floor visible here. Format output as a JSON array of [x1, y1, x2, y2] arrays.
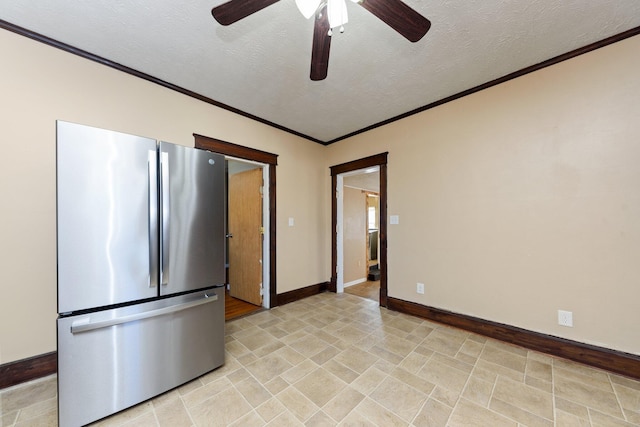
[[2, 292, 640, 426]]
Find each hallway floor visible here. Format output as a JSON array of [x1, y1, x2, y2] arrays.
[[2, 292, 640, 426], [344, 280, 379, 302], [225, 290, 262, 320]]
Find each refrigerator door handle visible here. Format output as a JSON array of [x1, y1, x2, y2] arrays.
[[70, 293, 219, 334], [148, 150, 159, 288], [160, 151, 170, 287]]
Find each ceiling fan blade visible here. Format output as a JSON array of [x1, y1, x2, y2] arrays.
[[359, 0, 431, 42], [211, 0, 280, 26], [310, 5, 332, 81]]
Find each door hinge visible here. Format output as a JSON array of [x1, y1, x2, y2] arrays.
[[259, 285, 264, 296]]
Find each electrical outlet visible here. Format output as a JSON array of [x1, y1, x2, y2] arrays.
[[558, 310, 573, 327], [416, 282, 425, 294]]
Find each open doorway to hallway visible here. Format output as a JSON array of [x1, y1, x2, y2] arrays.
[[330, 153, 388, 306], [341, 169, 381, 302]]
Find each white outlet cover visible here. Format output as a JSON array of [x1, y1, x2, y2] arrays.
[[558, 310, 573, 327]]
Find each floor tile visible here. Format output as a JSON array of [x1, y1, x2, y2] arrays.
[[491, 376, 553, 420], [304, 410, 336, 426], [480, 344, 527, 374], [411, 398, 452, 427], [293, 367, 346, 407], [449, 399, 517, 427], [462, 374, 494, 407], [420, 328, 467, 357], [3, 291, 640, 427], [350, 366, 388, 396], [153, 397, 191, 427], [390, 367, 436, 395], [369, 376, 427, 422], [189, 387, 252, 427], [333, 346, 379, 374], [245, 354, 294, 384], [321, 359, 360, 384], [265, 410, 304, 426], [554, 363, 613, 392], [554, 374, 624, 418], [275, 386, 318, 422], [235, 376, 272, 408], [255, 397, 286, 423], [526, 358, 553, 382], [1, 377, 57, 414], [229, 410, 265, 427], [589, 408, 637, 426], [353, 398, 408, 426], [417, 356, 470, 394], [322, 386, 365, 422]]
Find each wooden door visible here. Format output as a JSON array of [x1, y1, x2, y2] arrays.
[[228, 168, 263, 305]]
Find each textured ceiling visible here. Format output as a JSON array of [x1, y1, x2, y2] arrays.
[[2, 1, 640, 144], [344, 168, 380, 193]]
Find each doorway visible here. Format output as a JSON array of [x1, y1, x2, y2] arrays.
[[341, 172, 380, 300], [194, 134, 278, 317], [227, 160, 265, 312], [330, 153, 388, 306]]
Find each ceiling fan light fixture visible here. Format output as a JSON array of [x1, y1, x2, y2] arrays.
[[212, 0, 432, 81], [327, 0, 348, 29], [295, 0, 321, 19]]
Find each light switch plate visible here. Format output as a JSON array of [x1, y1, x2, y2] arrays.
[[390, 215, 399, 225]]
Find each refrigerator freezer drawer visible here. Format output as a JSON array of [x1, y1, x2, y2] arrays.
[[57, 290, 225, 427]]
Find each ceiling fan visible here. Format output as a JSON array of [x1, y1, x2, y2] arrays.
[[211, 0, 431, 80]]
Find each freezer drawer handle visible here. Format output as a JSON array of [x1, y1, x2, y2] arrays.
[[70, 293, 218, 334]]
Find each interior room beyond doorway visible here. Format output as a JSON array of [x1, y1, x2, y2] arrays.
[[225, 158, 268, 320], [341, 168, 381, 301]]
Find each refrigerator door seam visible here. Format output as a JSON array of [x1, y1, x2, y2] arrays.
[[148, 150, 159, 288], [70, 292, 218, 334], [160, 150, 170, 287]]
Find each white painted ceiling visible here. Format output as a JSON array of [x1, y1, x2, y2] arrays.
[[2, 1, 639, 144]]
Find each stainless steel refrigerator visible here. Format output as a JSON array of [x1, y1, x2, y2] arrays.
[[56, 121, 226, 426]]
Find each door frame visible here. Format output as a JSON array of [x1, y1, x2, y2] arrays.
[[194, 134, 278, 308], [330, 153, 388, 306]]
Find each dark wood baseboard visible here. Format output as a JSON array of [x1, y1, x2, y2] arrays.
[[277, 281, 329, 306], [8, 293, 636, 389], [387, 297, 640, 381], [1, 282, 328, 390], [0, 351, 57, 390]]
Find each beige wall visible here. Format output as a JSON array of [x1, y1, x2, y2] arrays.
[[343, 186, 367, 284], [2, 27, 639, 365], [326, 35, 640, 355], [0, 29, 329, 364]]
